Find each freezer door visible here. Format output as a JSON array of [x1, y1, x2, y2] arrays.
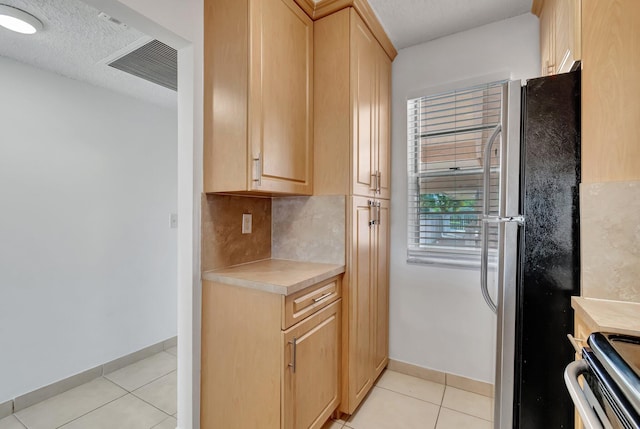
[[489, 80, 522, 429]]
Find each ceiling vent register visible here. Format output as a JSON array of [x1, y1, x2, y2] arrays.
[[108, 39, 177, 91]]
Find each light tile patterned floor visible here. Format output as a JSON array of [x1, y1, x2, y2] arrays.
[[0, 354, 491, 429], [0, 350, 177, 429], [324, 369, 493, 429]]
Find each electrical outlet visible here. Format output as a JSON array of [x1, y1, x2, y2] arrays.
[[242, 213, 252, 234], [170, 213, 178, 229]]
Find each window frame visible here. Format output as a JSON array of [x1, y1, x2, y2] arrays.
[[406, 80, 507, 268]]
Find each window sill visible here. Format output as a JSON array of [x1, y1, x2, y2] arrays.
[[407, 248, 497, 270], [407, 255, 480, 270]]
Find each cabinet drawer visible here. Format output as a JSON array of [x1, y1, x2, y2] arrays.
[[283, 276, 341, 330]]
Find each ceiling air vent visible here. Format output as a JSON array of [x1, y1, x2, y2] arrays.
[[108, 39, 177, 91]]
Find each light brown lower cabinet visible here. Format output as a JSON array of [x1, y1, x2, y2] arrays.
[[201, 276, 342, 429], [341, 196, 389, 415]]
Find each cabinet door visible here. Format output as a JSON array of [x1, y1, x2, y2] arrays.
[[282, 300, 341, 429], [351, 11, 378, 198], [376, 47, 391, 200], [249, 0, 313, 195], [539, 0, 555, 76], [346, 196, 376, 412], [373, 199, 390, 377], [554, 0, 580, 73]]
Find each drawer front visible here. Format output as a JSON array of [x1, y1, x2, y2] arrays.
[[283, 276, 341, 330]]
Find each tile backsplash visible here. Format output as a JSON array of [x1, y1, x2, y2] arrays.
[[201, 194, 271, 272], [581, 181, 640, 303], [272, 195, 346, 265]]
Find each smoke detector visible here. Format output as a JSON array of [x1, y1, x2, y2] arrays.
[[98, 11, 128, 29]]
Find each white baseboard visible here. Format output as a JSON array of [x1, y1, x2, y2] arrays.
[[0, 399, 13, 420], [8, 336, 177, 413]]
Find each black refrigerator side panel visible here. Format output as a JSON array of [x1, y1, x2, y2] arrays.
[[515, 70, 581, 429]]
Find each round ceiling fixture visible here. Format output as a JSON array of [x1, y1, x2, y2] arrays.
[[0, 5, 43, 34]]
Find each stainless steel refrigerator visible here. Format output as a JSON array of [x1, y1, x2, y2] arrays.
[[483, 70, 581, 428]]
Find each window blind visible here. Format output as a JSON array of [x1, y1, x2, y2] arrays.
[[407, 81, 506, 266]]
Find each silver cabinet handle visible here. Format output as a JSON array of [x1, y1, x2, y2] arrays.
[[371, 172, 378, 193], [567, 334, 585, 354], [252, 152, 262, 186], [377, 171, 381, 193], [288, 337, 297, 373], [564, 360, 604, 429], [376, 201, 381, 226], [368, 200, 375, 227], [313, 292, 332, 303]]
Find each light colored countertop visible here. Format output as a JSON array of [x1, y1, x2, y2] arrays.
[[201, 259, 345, 296], [572, 296, 640, 337]]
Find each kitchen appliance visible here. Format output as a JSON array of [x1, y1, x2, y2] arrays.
[[565, 332, 640, 428], [482, 70, 581, 428]]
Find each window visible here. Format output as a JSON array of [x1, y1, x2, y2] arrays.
[[407, 81, 506, 266]]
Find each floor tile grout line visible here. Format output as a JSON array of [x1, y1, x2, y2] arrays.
[[9, 353, 176, 429], [50, 390, 175, 429], [12, 377, 128, 429], [105, 367, 177, 394], [432, 383, 447, 429], [51, 390, 128, 429], [433, 404, 443, 429], [439, 405, 493, 423], [130, 389, 176, 418], [12, 413, 28, 429], [149, 414, 177, 429], [103, 351, 176, 382], [374, 384, 445, 407]]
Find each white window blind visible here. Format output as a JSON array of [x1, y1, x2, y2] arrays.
[[407, 81, 506, 266]]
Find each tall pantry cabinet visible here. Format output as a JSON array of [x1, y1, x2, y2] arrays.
[[314, 7, 393, 415]]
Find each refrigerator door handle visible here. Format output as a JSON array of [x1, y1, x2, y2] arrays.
[[480, 124, 502, 314], [480, 221, 497, 313], [483, 215, 524, 225]]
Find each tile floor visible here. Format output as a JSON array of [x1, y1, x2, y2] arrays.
[[323, 370, 493, 429], [0, 346, 177, 429], [0, 350, 491, 429]]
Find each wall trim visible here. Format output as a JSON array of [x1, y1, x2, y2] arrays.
[[292, 0, 397, 60], [531, 0, 544, 17], [7, 337, 177, 414], [387, 359, 494, 398], [0, 399, 13, 420]]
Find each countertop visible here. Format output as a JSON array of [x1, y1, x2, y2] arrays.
[[572, 296, 640, 337], [201, 259, 345, 296]]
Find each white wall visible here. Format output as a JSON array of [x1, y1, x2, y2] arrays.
[[389, 13, 540, 383], [0, 56, 177, 402], [104, 1, 204, 428]]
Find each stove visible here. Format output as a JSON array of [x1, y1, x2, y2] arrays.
[[565, 332, 640, 429]]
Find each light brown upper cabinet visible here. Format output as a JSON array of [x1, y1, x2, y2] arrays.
[[314, 8, 391, 199], [533, 0, 581, 76], [581, 0, 640, 182], [204, 0, 313, 195]]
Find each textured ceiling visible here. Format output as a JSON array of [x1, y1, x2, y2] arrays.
[[0, 0, 533, 106], [367, 0, 533, 50], [0, 0, 176, 109]]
